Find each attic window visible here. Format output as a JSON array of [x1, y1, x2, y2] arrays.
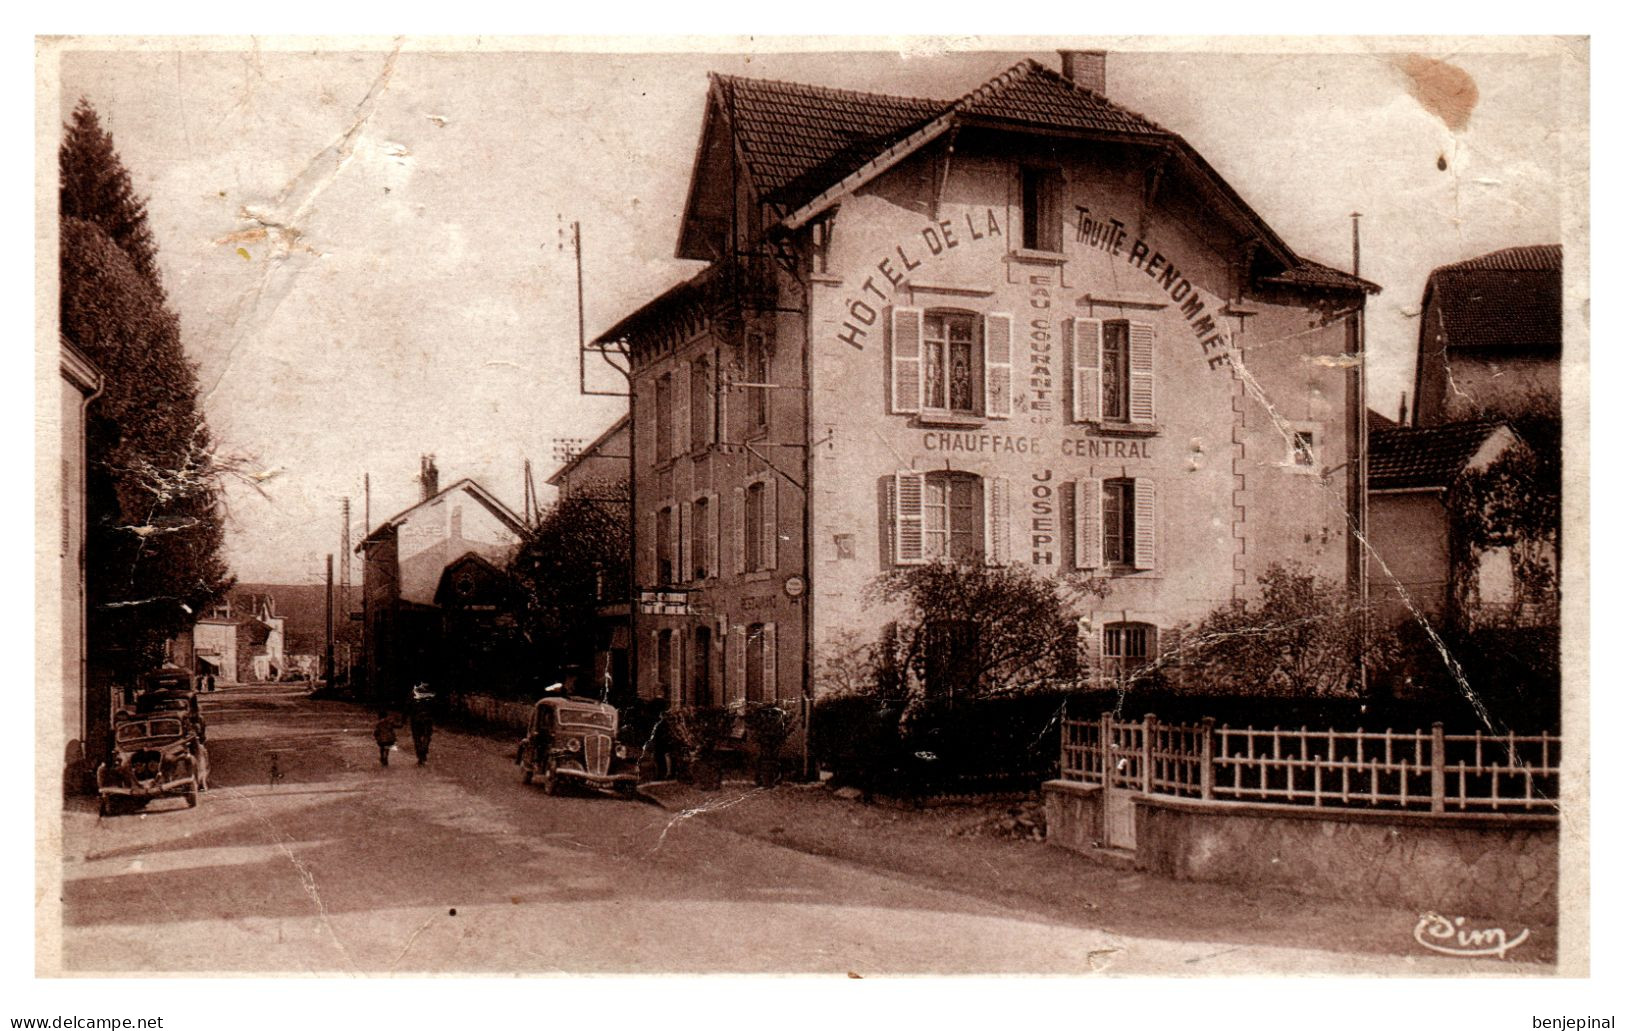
[[1021, 167, 1063, 252]]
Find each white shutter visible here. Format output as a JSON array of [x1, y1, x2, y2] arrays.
[[893, 471, 926, 565], [1075, 477, 1103, 569], [1133, 477, 1157, 570], [728, 625, 746, 704], [763, 477, 778, 571], [679, 500, 693, 582], [985, 476, 1011, 566], [667, 503, 680, 584], [649, 630, 661, 697], [1071, 317, 1103, 423], [675, 360, 691, 456], [718, 353, 731, 445], [733, 486, 746, 576], [984, 313, 1013, 419], [762, 622, 777, 701], [673, 632, 686, 706], [709, 492, 721, 579], [1129, 321, 1155, 424], [890, 307, 924, 413]]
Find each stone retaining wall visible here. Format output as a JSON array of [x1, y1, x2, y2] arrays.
[[1042, 780, 1559, 925]]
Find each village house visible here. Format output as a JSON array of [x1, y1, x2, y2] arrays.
[[357, 456, 526, 702], [190, 596, 272, 684], [592, 53, 1378, 716], [1411, 244, 1561, 427]]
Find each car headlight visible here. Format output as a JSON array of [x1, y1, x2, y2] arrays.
[[614, 744, 628, 759], [565, 737, 582, 753]]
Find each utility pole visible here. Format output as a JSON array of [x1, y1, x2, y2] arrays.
[[1351, 211, 1369, 699], [325, 554, 335, 695]]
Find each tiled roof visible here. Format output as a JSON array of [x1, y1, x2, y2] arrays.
[[1369, 421, 1502, 490], [952, 59, 1164, 137], [715, 75, 942, 214], [1436, 244, 1561, 274], [1261, 257, 1379, 293], [1428, 244, 1561, 353]]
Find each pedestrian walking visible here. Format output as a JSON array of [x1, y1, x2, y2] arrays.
[[409, 683, 435, 766], [373, 710, 398, 767]]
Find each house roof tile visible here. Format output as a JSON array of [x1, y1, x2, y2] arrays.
[[1427, 244, 1561, 353], [1369, 421, 1503, 490]]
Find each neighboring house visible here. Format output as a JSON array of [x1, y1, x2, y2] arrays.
[[191, 597, 273, 684], [545, 415, 633, 702], [1411, 244, 1560, 427], [592, 53, 1377, 715], [548, 414, 630, 501], [60, 338, 103, 791], [358, 457, 525, 702], [1367, 421, 1550, 627], [231, 582, 362, 678], [433, 552, 527, 698]]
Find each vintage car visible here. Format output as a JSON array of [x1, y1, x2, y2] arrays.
[[516, 695, 640, 797], [97, 706, 209, 816]]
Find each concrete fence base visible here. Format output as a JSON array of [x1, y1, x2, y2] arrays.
[[451, 693, 534, 734], [1042, 780, 1559, 925]]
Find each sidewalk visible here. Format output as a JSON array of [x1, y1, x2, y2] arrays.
[[642, 779, 1557, 971]]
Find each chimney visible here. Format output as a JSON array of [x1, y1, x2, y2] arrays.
[[1059, 50, 1107, 95], [1398, 392, 1409, 427], [419, 454, 440, 501]]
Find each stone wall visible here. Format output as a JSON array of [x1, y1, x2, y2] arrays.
[[1042, 781, 1558, 924]]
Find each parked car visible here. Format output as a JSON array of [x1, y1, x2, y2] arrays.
[[516, 695, 640, 797], [97, 707, 208, 816]]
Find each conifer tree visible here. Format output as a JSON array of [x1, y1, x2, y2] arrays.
[[60, 101, 232, 677]]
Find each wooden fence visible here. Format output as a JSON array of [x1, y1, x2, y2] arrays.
[[1060, 713, 1560, 813]]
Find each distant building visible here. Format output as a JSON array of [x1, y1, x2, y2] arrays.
[[191, 596, 273, 684], [547, 414, 629, 500], [60, 338, 102, 791], [545, 415, 633, 702], [357, 457, 525, 702], [1411, 244, 1560, 426], [1367, 422, 1526, 625]]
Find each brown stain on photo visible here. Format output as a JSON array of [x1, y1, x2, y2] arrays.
[[1395, 55, 1480, 131]]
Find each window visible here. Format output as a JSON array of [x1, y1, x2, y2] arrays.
[[692, 495, 711, 579], [1291, 429, 1316, 468], [744, 622, 776, 702], [1075, 477, 1156, 571], [893, 471, 1007, 566], [1102, 622, 1158, 690], [1102, 321, 1129, 422], [693, 626, 712, 706], [690, 358, 711, 449], [924, 618, 979, 699], [923, 471, 982, 563], [1070, 318, 1154, 425], [655, 373, 673, 461], [656, 506, 674, 584], [747, 333, 769, 430], [924, 311, 978, 414], [890, 309, 1014, 419], [1021, 167, 1063, 252], [1102, 480, 1135, 566], [657, 629, 674, 699], [745, 482, 765, 572]]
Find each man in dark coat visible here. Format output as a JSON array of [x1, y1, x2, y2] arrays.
[[409, 683, 435, 765]]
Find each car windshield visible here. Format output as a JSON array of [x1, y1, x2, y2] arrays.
[[556, 708, 613, 730], [117, 718, 183, 741]]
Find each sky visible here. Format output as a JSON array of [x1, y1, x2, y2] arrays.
[[51, 38, 1578, 585]]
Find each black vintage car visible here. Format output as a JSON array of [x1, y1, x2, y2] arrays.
[[97, 710, 208, 816], [517, 696, 640, 797]]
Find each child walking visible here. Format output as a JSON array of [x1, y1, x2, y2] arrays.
[[373, 710, 398, 766]]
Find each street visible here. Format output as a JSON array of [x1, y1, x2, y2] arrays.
[[55, 684, 1552, 976]]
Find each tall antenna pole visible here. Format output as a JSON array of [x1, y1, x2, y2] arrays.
[[1351, 211, 1368, 698]]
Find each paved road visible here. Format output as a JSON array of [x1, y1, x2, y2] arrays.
[[54, 684, 1548, 975]]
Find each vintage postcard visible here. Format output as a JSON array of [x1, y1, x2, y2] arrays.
[[31, 32, 1590, 1013]]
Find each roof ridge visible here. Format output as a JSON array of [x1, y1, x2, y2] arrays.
[[713, 71, 946, 110]]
